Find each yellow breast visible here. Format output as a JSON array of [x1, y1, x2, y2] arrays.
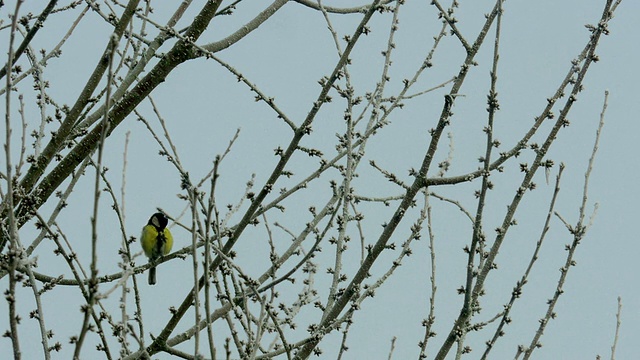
[[141, 225, 173, 259]]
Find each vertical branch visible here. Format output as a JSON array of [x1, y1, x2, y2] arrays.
[[418, 194, 437, 357], [74, 32, 118, 359], [15, 95, 27, 177], [325, 85, 354, 319], [119, 131, 131, 355], [324, 0, 404, 318], [204, 157, 222, 360], [34, 212, 113, 359], [190, 187, 201, 357], [23, 256, 51, 360], [4, 1, 25, 359], [462, 0, 503, 336], [578, 90, 608, 229]]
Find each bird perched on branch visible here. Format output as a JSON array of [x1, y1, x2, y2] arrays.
[[140, 212, 173, 285]]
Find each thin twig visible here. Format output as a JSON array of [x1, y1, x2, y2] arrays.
[[610, 296, 622, 360], [522, 88, 611, 360]]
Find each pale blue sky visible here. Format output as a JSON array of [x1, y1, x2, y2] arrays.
[[1, 1, 638, 359]]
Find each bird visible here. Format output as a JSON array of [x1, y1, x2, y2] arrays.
[[140, 212, 173, 285]]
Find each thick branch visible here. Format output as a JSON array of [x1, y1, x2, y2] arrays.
[[10, 1, 224, 240]]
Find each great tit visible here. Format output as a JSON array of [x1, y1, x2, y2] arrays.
[[140, 212, 173, 285]]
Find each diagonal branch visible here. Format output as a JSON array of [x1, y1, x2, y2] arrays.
[[7, 1, 225, 249], [148, 0, 387, 356], [435, 1, 618, 358], [0, 0, 59, 80], [294, 1, 505, 358]]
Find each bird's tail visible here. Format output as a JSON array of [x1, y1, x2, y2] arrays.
[[148, 266, 157, 285]]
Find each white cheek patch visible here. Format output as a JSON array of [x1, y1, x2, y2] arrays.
[[152, 217, 160, 228]]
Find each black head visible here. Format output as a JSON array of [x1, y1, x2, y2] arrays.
[[148, 212, 169, 230]]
